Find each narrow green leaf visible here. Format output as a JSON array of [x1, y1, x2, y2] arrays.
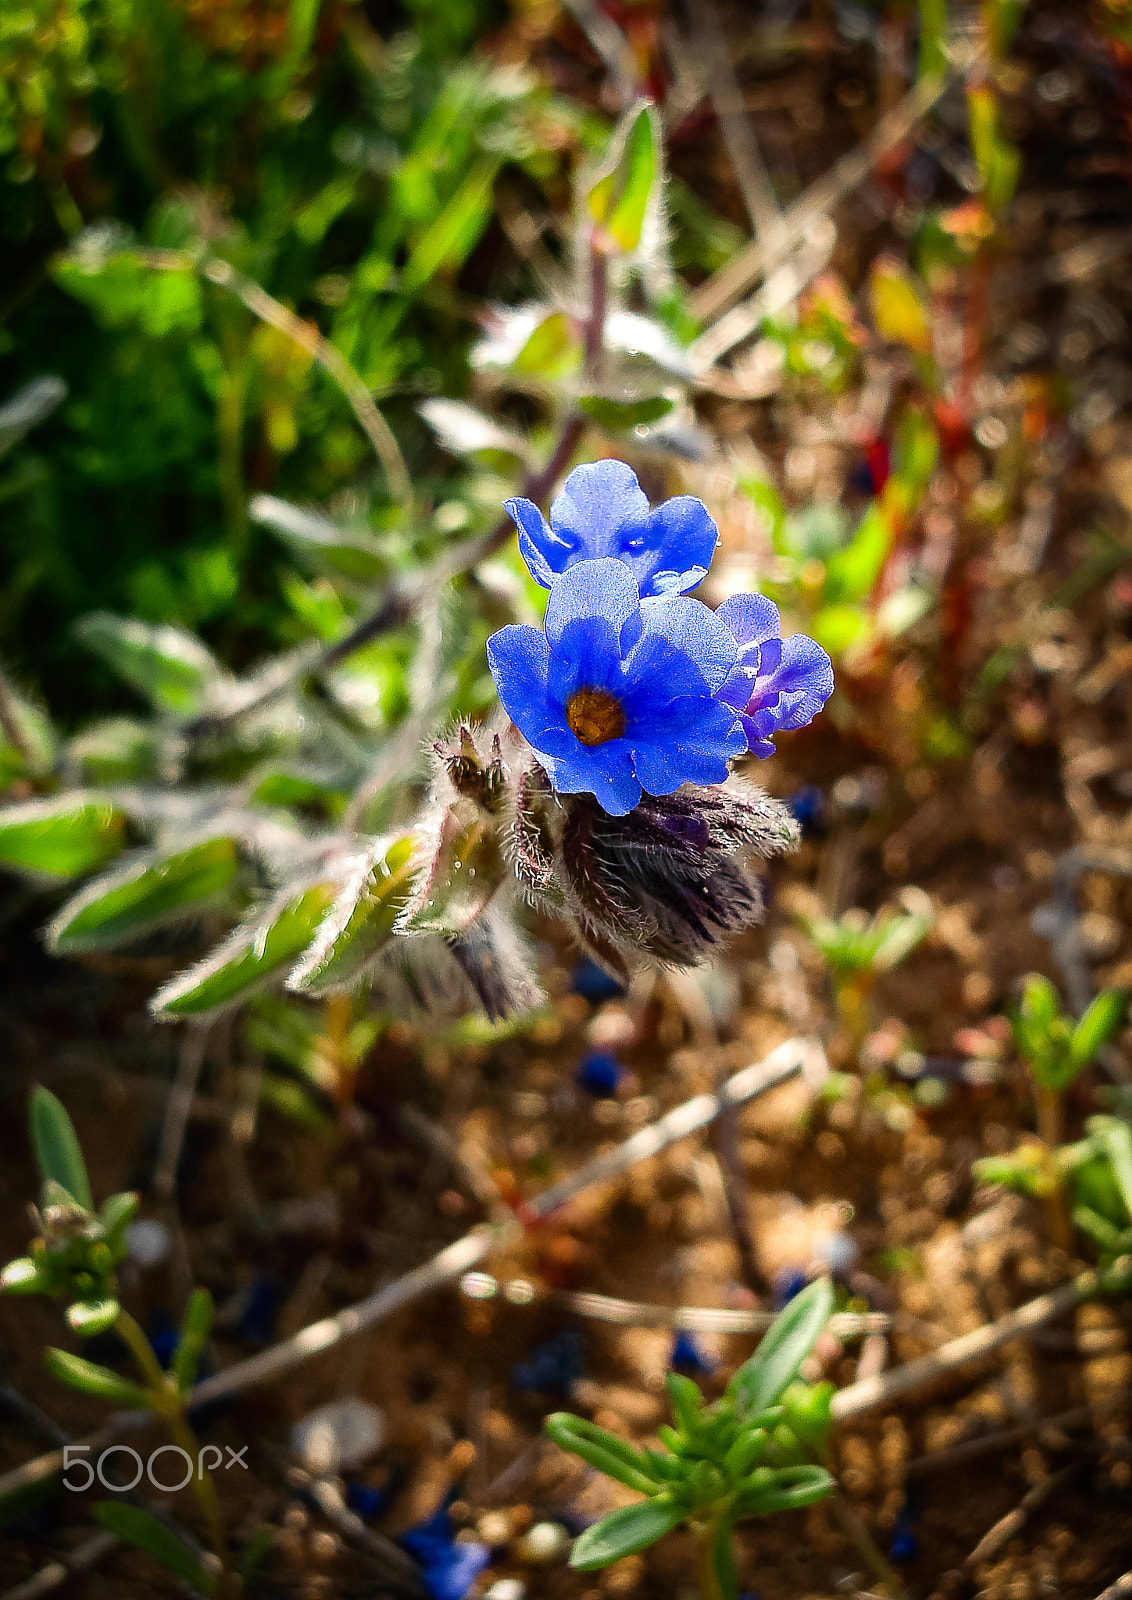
[[48, 839, 242, 954], [171, 1288, 213, 1394], [287, 838, 414, 995], [397, 805, 505, 937], [737, 1462, 834, 1516], [44, 1348, 151, 1407], [1090, 1117, 1132, 1223], [151, 882, 338, 1019], [0, 794, 127, 879], [1069, 991, 1128, 1072], [30, 1087, 93, 1211], [98, 1192, 141, 1255], [238, 1524, 277, 1582], [75, 613, 223, 716], [544, 1414, 658, 1494], [93, 1503, 213, 1594], [401, 155, 499, 293], [0, 1257, 51, 1296], [250, 495, 387, 583], [729, 1279, 833, 1419], [665, 1372, 703, 1436], [66, 1299, 120, 1338], [569, 1498, 684, 1570], [588, 103, 660, 254]]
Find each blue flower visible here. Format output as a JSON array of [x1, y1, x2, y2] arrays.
[[488, 558, 745, 817], [402, 1500, 492, 1600], [505, 459, 719, 597], [716, 593, 834, 758]]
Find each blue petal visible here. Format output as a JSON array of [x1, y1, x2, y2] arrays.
[[505, 496, 564, 589], [717, 591, 782, 649], [750, 633, 835, 731], [547, 738, 642, 816], [635, 596, 738, 692], [543, 558, 641, 650], [641, 495, 719, 595], [631, 697, 745, 794], [486, 626, 575, 759], [550, 460, 650, 558]]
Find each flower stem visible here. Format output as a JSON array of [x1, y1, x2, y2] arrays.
[[1036, 1085, 1072, 1250], [694, 1523, 727, 1600], [115, 1309, 233, 1585]]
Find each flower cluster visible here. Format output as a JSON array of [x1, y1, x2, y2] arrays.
[[488, 459, 833, 816]]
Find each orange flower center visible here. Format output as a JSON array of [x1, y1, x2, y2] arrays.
[[565, 687, 627, 746]]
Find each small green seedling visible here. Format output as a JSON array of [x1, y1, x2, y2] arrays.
[[802, 893, 932, 1058], [0, 1088, 267, 1596], [546, 1280, 835, 1600], [1010, 976, 1127, 1144], [976, 1114, 1132, 1271]]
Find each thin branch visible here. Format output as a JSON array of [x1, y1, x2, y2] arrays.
[[831, 1267, 1130, 1422], [686, 0, 780, 240], [199, 258, 411, 506], [287, 1465, 426, 1595], [483, 1281, 893, 1338], [154, 1024, 209, 1203], [0, 1532, 120, 1600], [689, 66, 966, 329], [560, 0, 639, 107]]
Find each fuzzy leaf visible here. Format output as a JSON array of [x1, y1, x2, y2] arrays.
[[93, 1503, 214, 1594], [418, 399, 528, 463], [577, 395, 674, 430], [30, 1087, 94, 1211], [75, 614, 223, 717], [569, 1498, 684, 1570], [729, 1279, 833, 1419], [48, 838, 242, 954], [151, 882, 338, 1019], [0, 794, 127, 879], [868, 257, 931, 355], [249, 495, 387, 583], [287, 838, 415, 995], [44, 1349, 151, 1407], [588, 103, 661, 254]]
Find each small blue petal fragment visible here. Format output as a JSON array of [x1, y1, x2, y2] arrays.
[[772, 1267, 810, 1310], [345, 1481, 388, 1519], [511, 1328, 585, 1393], [576, 1052, 626, 1096], [402, 1500, 493, 1600], [787, 785, 826, 837], [888, 1502, 919, 1565], [570, 959, 625, 1002], [670, 1330, 715, 1374]]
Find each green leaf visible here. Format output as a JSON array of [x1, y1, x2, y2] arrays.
[[75, 613, 223, 717], [868, 257, 932, 355], [822, 500, 893, 605], [665, 1372, 703, 1437], [871, 909, 931, 973], [729, 1279, 833, 1419], [98, 1192, 140, 1255], [1, 1256, 52, 1296], [0, 680, 56, 788], [238, 1524, 277, 1582], [1089, 1117, 1132, 1223], [287, 837, 415, 995], [249, 496, 388, 584], [711, 1517, 739, 1600], [0, 794, 127, 879], [544, 1414, 659, 1495], [917, 0, 948, 79], [418, 400, 528, 464], [171, 1288, 213, 1394], [44, 1349, 151, 1407], [54, 252, 204, 338], [93, 1503, 214, 1594], [30, 1086, 94, 1211], [578, 395, 674, 430], [737, 1462, 834, 1516], [514, 311, 580, 379], [151, 882, 338, 1019], [66, 1298, 121, 1337], [48, 839, 243, 954], [401, 154, 500, 293], [569, 1498, 685, 1571], [1069, 991, 1128, 1072], [587, 103, 661, 255]]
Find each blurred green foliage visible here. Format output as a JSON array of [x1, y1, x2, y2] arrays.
[[0, 0, 572, 720]]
